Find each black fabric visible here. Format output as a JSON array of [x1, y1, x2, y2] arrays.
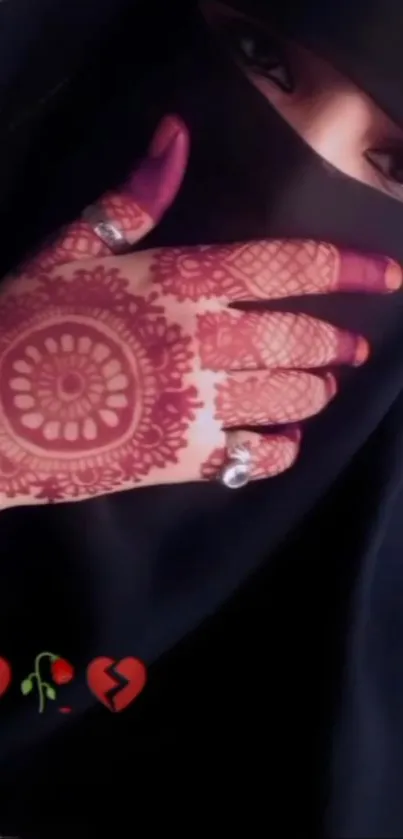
[[0, 2, 403, 837]]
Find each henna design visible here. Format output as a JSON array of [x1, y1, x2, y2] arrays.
[[99, 193, 147, 234], [0, 266, 200, 501], [150, 240, 399, 301], [215, 371, 333, 425], [225, 240, 338, 299], [0, 453, 37, 499], [201, 431, 300, 480], [197, 310, 366, 370], [22, 221, 107, 276], [150, 245, 238, 301], [22, 194, 148, 275], [22, 115, 190, 278]]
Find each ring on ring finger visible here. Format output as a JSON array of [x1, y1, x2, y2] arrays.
[[218, 443, 252, 489]]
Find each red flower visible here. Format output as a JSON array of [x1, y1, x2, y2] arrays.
[[51, 657, 74, 685]]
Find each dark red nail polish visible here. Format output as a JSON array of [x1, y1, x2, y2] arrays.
[[337, 331, 370, 366], [338, 250, 402, 293]]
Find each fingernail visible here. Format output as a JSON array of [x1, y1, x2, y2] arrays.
[[337, 332, 370, 366], [148, 115, 183, 157], [354, 336, 370, 365], [325, 372, 338, 398], [338, 251, 403, 293], [385, 259, 403, 291], [124, 116, 189, 221]]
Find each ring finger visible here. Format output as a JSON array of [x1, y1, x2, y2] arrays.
[[216, 369, 337, 425], [200, 427, 301, 484]]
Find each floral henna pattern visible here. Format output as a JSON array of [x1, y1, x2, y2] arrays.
[[22, 221, 107, 277], [201, 433, 299, 481], [0, 266, 199, 502], [150, 241, 339, 301], [150, 245, 238, 301], [0, 453, 37, 499]]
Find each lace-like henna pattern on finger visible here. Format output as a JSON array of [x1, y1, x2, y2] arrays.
[[0, 266, 199, 502], [196, 310, 357, 370], [150, 241, 339, 300], [201, 433, 299, 481], [214, 372, 327, 425], [23, 194, 147, 275]]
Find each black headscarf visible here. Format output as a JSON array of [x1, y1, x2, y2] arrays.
[[2, 2, 403, 837], [3, 0, 403, 267]]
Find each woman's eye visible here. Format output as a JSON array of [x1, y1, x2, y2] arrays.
[[366, 148, 403, 186], [221, 18, 294, 93]]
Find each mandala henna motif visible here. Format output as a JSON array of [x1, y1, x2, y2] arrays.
[[0, 453, 37, 499], [0, 265, 199, 501], [34, 465, 124, 502]]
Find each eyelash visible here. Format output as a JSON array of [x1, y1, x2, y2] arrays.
[[215, 13, 403, 196], [220, 19, 295, 94]]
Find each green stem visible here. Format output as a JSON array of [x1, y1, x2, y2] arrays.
[[33, 651, 58, 714]]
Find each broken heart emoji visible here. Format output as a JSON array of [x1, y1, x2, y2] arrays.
[[0, 657, 11, 697], [86, 656, 147, 712]]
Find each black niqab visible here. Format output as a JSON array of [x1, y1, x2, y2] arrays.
[[1, 2, 403, 837]]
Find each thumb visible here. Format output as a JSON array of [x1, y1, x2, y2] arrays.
[[123, 113, 190, 234], [23, 114, 190, 273]]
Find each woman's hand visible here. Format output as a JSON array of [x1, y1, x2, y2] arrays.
[[0, 115, 400, 508]]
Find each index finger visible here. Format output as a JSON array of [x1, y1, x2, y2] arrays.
[[22, 114, 189, 276], [149, 240, 402, 301]]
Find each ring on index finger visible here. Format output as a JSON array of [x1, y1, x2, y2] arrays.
[[82, 203, 132, 255]]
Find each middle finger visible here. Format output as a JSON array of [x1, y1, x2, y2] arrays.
[[197, 309, 368, 370]]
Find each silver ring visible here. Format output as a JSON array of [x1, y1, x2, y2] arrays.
[[82, 204, 132, 254], [218, 443, 252, 490]]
